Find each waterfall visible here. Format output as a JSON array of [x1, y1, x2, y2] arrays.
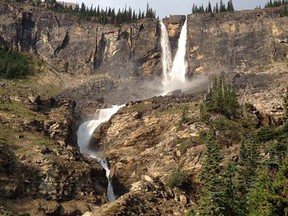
[[77, 105, 124, 202], [161, 18, 188, 94], [160, 20, 172, 89]]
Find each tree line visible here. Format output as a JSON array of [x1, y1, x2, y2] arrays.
[[265, 0, 288, 16], [31, 0, 156, 24], [192, 0, 234, 14], [265, 0, 288, 8]]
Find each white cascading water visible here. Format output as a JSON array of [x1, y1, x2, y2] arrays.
[[77, 105, 124, 202], [160, 20, 172, 89], [161, 18, 188, 94]]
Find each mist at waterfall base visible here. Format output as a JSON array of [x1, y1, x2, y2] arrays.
[[77, 105, 124, 202]]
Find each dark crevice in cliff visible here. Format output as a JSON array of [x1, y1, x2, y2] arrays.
[[16, 11, 35, 51], [111, 175, 129, 198], [54, 15, 61, 27], [54, 31, 70, 56], [94, 33, 106, 70]]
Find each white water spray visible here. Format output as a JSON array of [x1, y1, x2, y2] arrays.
[[77, 105, 124, 202], [161, 18, 188, 94]]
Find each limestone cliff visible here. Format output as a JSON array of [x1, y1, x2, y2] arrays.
[[187, 9, 288, 75], [1, 3, 288, 79], [0, 2, 161, 77]]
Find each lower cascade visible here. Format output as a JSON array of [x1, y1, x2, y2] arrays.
[[77, 105, 124, 202]]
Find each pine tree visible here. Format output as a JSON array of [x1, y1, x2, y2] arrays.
[[220, 0, 227, 12], [222, 163, 243, 216], [208, 1, 212, 13], [200, 74, 239, 120], [248, 154, 288, 215], [227, 0, 235, 12], [196, 133, 225, 215], [215, 2, 219, 13], [238, 138, 259, 192]]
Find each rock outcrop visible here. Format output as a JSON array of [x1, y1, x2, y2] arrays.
[[0, 81, 109, 215]]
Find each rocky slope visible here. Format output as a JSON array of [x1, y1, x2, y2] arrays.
[[0, 79, 110, 215]]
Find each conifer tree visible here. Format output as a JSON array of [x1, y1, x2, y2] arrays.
[[215, 2, 219, 13], [220, 0, 227, 12], [196, 133, 224, 215], [227, 0, 235, 12], [200, 74, 239, 120], [208, 1, 212, 13], [222, 163, 243, 216], [248, 154, 288, 215]]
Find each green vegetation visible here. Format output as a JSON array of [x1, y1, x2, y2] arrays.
[[200, 74, 239, 120], [192, 79, 288, 215], [168, 170, 190, 189], [192, 0, 234, 14], [0, 48, 34, 79], [265, 0, 287, 8], [265, 0, 288, 16], [0, 99, 44, 121], [31, 0, 156, 24]]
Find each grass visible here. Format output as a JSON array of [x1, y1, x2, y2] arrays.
[[171, 137, 201, 155], [0, 99, 44, 121]]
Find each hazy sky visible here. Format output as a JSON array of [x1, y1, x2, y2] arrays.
[[66, 0, 268, 18]]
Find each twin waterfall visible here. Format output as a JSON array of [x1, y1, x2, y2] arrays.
[[77, 18, 188, 202], [161, 18, 188, 94]]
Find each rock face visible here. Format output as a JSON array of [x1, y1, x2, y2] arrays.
[[0, 82, 108, 215], [83, 95, 206, 215], [187, 10, 288, 75], [1, 3, 288, 81], [0, 2, 161, 77], [1, 2, 288, 215]]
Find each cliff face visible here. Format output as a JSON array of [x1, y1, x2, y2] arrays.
[[187, 10, 288, 75], [0, 2, 161, 77], [1, 3, 288, 82]]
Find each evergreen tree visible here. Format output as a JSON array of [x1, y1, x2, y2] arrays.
[[238, 138, 259, 193], [248, 154, 288, 215], [200, 74, 239, 120], [215, 2, 219, 13], [196, 133, 224, 215], [227, 0, 235, 12], [222, 163, 243, 216], [220, 0, 227, 12], [207, 1, 212, 13]]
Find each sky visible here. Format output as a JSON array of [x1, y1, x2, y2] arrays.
[[65, 0, 269, 18]]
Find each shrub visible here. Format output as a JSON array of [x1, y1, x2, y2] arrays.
[[167, 170, 189, 189], [0, 48, 34, 79], [254, 127, 276, 144]]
